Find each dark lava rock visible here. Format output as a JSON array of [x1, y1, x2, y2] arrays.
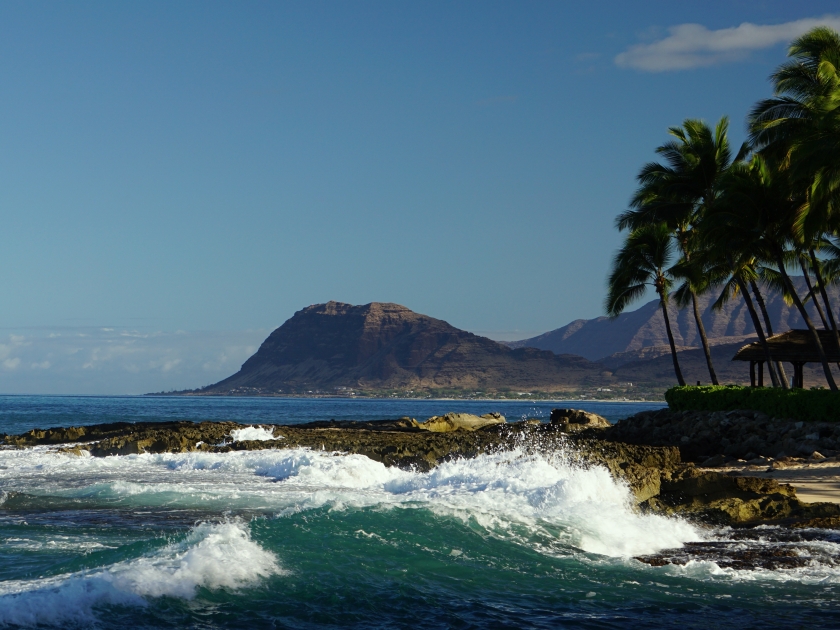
[[4, 413, 839, 527], [636, 526, 840, 570], [605, 408, 840, 462]]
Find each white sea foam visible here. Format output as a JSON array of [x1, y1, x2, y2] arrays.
[[0, 445, 699, 558], [4, 445, 840, 581], [0, 521, 280, 626], [230, 426, 278, 442]]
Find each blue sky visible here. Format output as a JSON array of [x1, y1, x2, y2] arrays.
[[1, 1, 839, 393]]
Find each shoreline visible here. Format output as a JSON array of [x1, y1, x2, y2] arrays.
[[0, 392, 667, 404], [3, 413, 837, 528]]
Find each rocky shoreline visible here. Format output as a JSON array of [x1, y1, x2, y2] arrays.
[[3, 408, 840, 531], [606, 407, 840, 465]]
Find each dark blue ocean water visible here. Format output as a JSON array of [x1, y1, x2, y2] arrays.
[[0, 395, 665, 435], [1, 396, 838, 629]]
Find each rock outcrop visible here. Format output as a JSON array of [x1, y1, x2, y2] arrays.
[[606, 408, 840, 462], [192, 302, 612, 394], [415, 412, 506, 432], [4, 409, 838, 527], [549, 408, 611, 432]]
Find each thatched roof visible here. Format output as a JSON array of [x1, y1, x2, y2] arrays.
[[732, 330, 840, 362]]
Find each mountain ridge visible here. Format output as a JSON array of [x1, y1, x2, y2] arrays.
[[198, 301, 614, 394], [507, 277, 838, 365]]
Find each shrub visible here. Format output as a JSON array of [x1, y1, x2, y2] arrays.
[[665, 385, 840, 422]]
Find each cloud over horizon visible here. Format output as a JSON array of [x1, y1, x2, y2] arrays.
[[0, 327, 267, 395], [615, 15, 840, 72]]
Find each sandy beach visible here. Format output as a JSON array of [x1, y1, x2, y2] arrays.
[[703, 461, 840, 504]]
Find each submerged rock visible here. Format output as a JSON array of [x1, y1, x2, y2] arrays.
[[636, 526, 840, 570]]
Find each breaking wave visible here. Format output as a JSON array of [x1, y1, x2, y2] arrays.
[[0, 521, 280, 626], [0, 445, 700, 558]]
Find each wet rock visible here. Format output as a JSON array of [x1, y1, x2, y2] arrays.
[[417, 412, 505, 432], [746, 456, 772, 466], [4, 412, 836, 527], [792, 516, 840, 529], [635, 525, 840, 570], [700, 454, 727, 467], [550, 408, 610, 432]]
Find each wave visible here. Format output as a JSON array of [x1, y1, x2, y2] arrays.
[[0, 521, 280, 627], [0, 445, 701, 558]]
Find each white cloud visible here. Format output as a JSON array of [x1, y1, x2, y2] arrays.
[[615, 15, 840, 72], [31, 361, 51, 369], [3, 358, 21, 370]]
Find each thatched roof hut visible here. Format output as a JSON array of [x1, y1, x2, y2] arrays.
[[732, 330, 840, 387]]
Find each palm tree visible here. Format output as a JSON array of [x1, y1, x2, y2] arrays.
[[615, 118, 734, 385], [692, 193, 783, 387], [714, 155, 838, 390], [606, 223, 686, 386], [749, 273, 790, 386], [750, 26, 840, 363]]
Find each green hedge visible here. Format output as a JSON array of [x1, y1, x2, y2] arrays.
[[665, 385, 840, 422]]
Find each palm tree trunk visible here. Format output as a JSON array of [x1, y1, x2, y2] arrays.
[[809, 248, 840, 359], [750, 279, 789, 388], [690, 290, 719, 385], [677, 237, 719, 385], [800, 258, 830, 328], [775, 249, 838, 390], [658, 293, 686, 387], [736, 277, 780, 387]]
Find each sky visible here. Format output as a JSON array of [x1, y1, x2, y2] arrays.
[[1, 1, 839, 394]]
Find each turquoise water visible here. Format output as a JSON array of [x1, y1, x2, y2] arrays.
[[1, 396, 839, 628]]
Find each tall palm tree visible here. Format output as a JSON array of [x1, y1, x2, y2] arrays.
[[606, 223, 686, 386], [680, 250, 790, 387], [616, 118, 734, 385], [713, 155, 838, 390], [692, 206, 782, 387], [749, 274, 790, 386], [750, 26, 840, 361]]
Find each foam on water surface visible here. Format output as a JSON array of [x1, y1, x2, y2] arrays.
[[0, 521, 280, 626], [0, 445, 698, 558], [3, 444, 840, 593]]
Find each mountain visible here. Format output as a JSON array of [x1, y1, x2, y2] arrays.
[[611, 340, 840, 390], [198, 301, 614, 394], [508, 277, 839, 365]]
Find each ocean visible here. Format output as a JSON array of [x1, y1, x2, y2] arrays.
[[0, 396, 838, 628]]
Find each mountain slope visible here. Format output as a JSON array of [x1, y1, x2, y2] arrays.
[[199, 301, 613, 394], [509, 277, 839, 362]]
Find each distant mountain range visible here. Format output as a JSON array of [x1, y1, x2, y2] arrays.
[[507, 277, 839, 367]]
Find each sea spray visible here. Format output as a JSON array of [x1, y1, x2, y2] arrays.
[[230, 426, 279, 442], [0, 444, 701, 557]]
